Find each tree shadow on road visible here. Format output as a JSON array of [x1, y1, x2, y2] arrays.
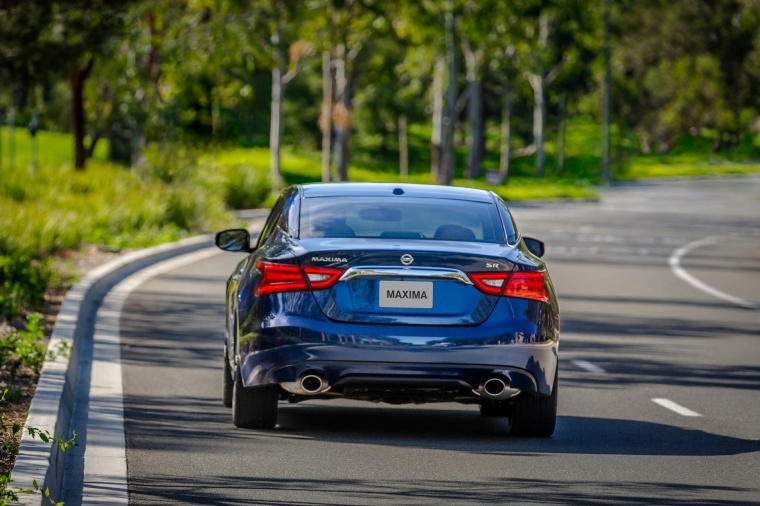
[[126, 473, 759, 505]]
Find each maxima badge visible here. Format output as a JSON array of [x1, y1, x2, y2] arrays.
[[400, 254, 414, 266]]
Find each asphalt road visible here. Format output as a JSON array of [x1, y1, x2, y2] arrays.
[[116, 177, 759, 505]]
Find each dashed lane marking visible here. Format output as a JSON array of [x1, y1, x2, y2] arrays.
[[571, 359, 606, 375], [652, 398, 703, 417]]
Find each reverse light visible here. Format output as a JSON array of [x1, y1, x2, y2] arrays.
[[469, 270, 549, 302], [302, 266, 344, 290], [255, 262, 344, 295], [469, 272, 510, 296]]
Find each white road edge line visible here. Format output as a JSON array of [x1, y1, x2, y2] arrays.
[[668, 235, 759, 310], [652, 398, 703, 417], [571, 359, 606, 375], [82, 247, 220, 505]]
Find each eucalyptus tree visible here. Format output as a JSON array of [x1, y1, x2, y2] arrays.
[[391, 1, 445, 180], [487, 36, 519, 182], [458, 0, 512, 180], [516, 0, 594, 177], [255, 0, 312, 189], [410, 0, 465, 185], [316, 0, 381, 182]]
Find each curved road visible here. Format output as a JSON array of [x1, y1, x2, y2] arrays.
[[71, 177, 760, 504]]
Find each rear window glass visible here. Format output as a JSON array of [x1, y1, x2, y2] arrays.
[[299, 197, 506, 244]]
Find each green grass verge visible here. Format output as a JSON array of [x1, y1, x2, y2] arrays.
[[0, 126, 109, 168], [0, 128, 242, 318]]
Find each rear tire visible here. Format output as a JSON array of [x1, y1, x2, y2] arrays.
[[222, 346, 233, 408], [509, 373, 558, 437], [232, 366, 279, 429]]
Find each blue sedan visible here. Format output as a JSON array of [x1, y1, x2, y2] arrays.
[[215, 183, 559, 436]]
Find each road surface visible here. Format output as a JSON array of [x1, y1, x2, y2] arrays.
[[71, 176, 760, 505]]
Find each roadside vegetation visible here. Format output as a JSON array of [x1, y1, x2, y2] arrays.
[[2, 0, 760, 499]]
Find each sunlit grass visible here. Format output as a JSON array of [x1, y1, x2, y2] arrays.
[[0, 126, 108, 169], [1, 131, 233, 258]]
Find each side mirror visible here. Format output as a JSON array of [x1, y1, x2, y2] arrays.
[[215, 229, 253, 253], [523, 237, 545, 258]]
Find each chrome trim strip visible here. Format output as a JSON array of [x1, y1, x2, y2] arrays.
[[339, 266, 474, 285]]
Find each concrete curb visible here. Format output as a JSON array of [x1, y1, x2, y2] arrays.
[[10, 234, 215, 505]]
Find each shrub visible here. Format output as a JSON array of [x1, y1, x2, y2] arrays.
[[0, 257, 52, 320], [220, 164, 271, 209], [0, 314, 46, 377]]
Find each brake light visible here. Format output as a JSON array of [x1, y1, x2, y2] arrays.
[[503, 271, 549, 302], [469, 271, 549, 302], [255, 262, 344, 295], [256, 263, 307, 294]]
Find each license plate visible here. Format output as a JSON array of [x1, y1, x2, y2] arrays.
[[379, 281, 433, 308]]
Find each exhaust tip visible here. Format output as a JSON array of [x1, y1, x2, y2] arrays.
[[300, 374, 325, 394], [475, 376, 520, 401], [483, 378, 507, 397]]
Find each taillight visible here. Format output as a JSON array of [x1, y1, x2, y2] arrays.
[[469, 272, 510, 296], [469, 271, 549, 302], [255, 262, 344, 295], [256, 263, 307, 294], [503, 271, 549, 302], [302, 266, 344, 290]]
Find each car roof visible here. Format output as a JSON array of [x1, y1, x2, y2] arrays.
[[300, 183, 495, 203]]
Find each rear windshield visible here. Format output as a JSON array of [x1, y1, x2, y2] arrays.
[[300, 197, 506, 244]]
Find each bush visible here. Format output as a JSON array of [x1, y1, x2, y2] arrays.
[[0, 313, 46, 377], [220, 164, 271, 209], [0, 257, 52, 320]]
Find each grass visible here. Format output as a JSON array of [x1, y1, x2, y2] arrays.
[[0, 126, 108, 169], [0, 128, 247, 320], [621, 134, 760, 180]]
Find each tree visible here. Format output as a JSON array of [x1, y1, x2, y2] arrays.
[[614, 0, 760, 152], [391, 1, 445, 179], [459, 0, 497, 180], [37, 0, 134, 169], [262, 0, 311, 189], [324, 0, 379, 182], [522, 9, 567, 177]]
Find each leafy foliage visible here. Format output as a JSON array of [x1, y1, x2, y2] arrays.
[[0, 258, 52, 320]]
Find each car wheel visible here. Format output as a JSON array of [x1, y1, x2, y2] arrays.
[[223, 346, 233, 408], [479, 402, 511, 417], [508, 373, 557, 437], [232, 366, 279, 429]]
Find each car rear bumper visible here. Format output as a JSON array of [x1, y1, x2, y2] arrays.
[[238, 341, 558, 397]]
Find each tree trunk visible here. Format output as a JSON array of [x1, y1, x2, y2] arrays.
[[440, 9, 457, 185], [462, 40, 484, 179], [557, 93, 566, 176], [528, 73, 546, 177], [321, 50, 333, 182], [466, 79, 483, 179], [499, 82, 512, 181], [332, 44, 351, 182], [270, 63, 284, 189], [70, 59, 94, 170], [337, 77, 351, 182], [430, 56, 444, 180], [601, 0, 612, 183], [399, 114, 408, 178]]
